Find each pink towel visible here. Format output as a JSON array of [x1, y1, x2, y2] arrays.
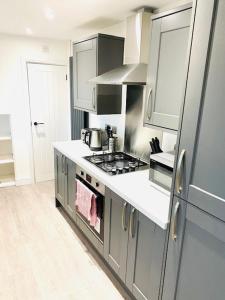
[[75, 179, 97, 226]]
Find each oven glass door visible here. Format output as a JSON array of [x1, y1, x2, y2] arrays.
[[75, 176, 104, 243]]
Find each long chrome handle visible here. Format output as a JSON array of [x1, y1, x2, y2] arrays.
[[171, 202, 180, 241], [175, 149, 186, 194], [146, 87, 152, 121], [92, 87, 96, 109], [122, 202, 128, 231], [62, 156, 65, 174], [64, 158, 68, 176], [129, 208, 136, 238]]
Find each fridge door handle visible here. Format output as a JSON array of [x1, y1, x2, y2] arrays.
[[171, 201, 180, 241], [175, 149, 186, 194]]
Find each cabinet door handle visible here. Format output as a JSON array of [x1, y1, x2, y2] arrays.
[[129, 208, 136, 238], [175, 149, 186, 194], [92, 87, 96, 109], [64, 159, 68, 176], [62, 156, 65, 174], [122, 202, 128, 231], [171, 201, 180, 241], [146, 87, 152, 121]]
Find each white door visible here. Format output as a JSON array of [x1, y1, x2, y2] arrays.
[[27, 63, 69, 182]]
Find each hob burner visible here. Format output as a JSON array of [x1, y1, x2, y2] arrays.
[[84, 152, 148, 175]]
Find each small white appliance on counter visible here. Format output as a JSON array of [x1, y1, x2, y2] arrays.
[[149, 152, 175, 191]]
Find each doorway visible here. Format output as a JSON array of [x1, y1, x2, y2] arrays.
[[27, 63, 69, 183]]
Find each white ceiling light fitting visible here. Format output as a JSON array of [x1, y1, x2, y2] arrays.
[[25, 27, 33, 35], [44, 7, 55, 20]]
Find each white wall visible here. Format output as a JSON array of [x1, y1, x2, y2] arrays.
[[0, 34, 71, 185]]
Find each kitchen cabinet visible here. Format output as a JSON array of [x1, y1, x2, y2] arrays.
[[104, 188, 166, 300], [64, 158, 76, 219], [126, 210, 166, 300], [54, 149, 65, 206], [144, 6, 192, 131], [104, 190, 129, 282], [73, 34, 124, 114], [54, 149, 76, 220], [173, 0, 225, 221], [162, 197, 225, 300]]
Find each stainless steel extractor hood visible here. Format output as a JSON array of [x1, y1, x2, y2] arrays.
[[90, 8, 153, 85]]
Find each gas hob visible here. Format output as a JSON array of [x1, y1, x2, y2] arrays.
[[84, 152, 148, 175]]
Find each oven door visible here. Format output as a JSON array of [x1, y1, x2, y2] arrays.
[[75, 175, 104, 243]]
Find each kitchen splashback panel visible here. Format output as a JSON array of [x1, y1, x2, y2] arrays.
[[124, 85, 162, 162]]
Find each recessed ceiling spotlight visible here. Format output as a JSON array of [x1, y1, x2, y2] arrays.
[[25, 27, 33, 35], [45, 7, 55, 20]]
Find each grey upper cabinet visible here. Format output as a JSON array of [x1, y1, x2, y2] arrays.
[[144, 7, 192, 131], [73, 34, 124, 115], [65, 157, 76, 220], [104, 188, 166, 300], [173, 0, 225, 220], [104, 190, 129, 282], [54, 149, 65, 206], [163, 197, 225, 300], [126, 211, 166, 300]]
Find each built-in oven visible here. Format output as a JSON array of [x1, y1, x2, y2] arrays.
[[75, 166, 105, 244]]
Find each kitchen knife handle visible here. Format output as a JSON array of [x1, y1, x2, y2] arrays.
[[146, 87, 152, 121], [122, 202, 128, 231], [171, 201, 180, 241], [175, 149, 186, 194], [129, 208, 136, 238]]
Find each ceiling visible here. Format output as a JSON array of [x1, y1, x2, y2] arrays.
[[0, 0, 187, 40]]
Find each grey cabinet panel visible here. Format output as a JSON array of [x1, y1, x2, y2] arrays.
[[104, 189, 129, 282], [162, 197, 187, 300], [144, 8, 191, 131], [163, 198, 225, 300], [54, 149, 65, 206], [126, 211, 166, 300], [73, 34, 124, 114], [65, 158, 76, 220], [73, 38, 97, 112], [174, 0, 225, 220]]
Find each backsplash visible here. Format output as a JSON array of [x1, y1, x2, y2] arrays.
[[88, 85, 177, 157]]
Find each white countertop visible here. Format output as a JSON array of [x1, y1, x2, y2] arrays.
[[53, 140, 171, 230]]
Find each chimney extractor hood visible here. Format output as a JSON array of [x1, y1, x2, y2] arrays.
[[90, 8, 153, 85]]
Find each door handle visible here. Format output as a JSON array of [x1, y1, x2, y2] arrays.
[[171, 201, 180, 241], [34, 122, 45, 126], [122, 202, 128, 231], [129, 208, 136, 238], [146, 87, 152, 121], [175, 149, 186, 194], [92, 87, 96, 110], [64, 158, 68, 176], [62, 156, 65, 174]]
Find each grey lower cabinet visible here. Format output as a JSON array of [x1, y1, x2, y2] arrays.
[[144, 6, 192, 131], [162, 196, 225, 300], [54, 149, 65, 206], [64, 158, 76, 219], [73, 34, 124, 114], [104, 189, 166, 300], [54, 149, 76, 221]]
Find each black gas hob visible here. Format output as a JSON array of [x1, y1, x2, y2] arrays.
[[84, 152, 148, 175]]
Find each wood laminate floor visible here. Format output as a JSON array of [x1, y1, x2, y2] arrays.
[[0, 181, 124, 300]]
